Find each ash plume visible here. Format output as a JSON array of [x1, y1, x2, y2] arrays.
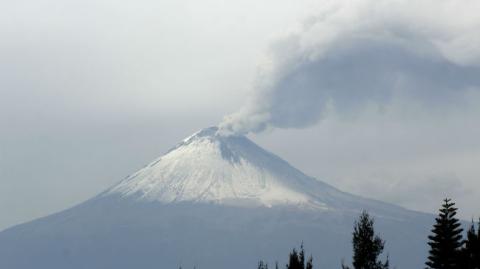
[[219, 0, 480, 135]]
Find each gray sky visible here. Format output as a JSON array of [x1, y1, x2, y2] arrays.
[[1, 0, 479, 231]]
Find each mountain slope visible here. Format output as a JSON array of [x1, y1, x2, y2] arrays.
[[104, 127, 411, 216], [107, 126, 321, 207], [0, 127, 433, 269]]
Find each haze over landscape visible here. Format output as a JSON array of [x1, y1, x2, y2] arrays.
[[2, 0, 480, 232], [1, 0, 480, 268], [0, 126, 435, 268]]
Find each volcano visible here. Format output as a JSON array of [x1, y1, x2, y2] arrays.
[[0, 127, 432, 268]]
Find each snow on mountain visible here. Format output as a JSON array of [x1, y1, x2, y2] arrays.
[[107, 127, 313, 207], [103, 127, 417, 220], [0, 127, 435, 269], [107, 126, 343, 209]]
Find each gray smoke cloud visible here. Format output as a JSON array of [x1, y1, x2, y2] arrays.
[[219, 0, 480, 135]]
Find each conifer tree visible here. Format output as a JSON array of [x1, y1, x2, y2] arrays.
[[287, 247, 302, 269], [461, 220, 480, 269], [342, 210, 389, 269], [306, 256, 313, 269], [477, 220, 480, 266], [286, 243, 312, 269], [258, 260, 269, 269], [257, 244, 313, 269], [426, 198, 464, 269], [477, 220, 480, 268]]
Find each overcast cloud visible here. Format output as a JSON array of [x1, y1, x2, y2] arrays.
[[1, 0, 480, 231]]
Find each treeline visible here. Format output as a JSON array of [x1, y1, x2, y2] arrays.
[[257, 198, 480, 269]]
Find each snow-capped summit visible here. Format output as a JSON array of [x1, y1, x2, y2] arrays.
[[106, 126, 339, 208]]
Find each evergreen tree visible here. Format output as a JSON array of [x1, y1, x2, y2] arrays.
[[426, 198, 464, 269], [477, 220, 480, 267], [257, 244, 313, 269], [286, 243, 312, 269], [461, 220, 480, 269], [477, 220, 480, 266], [287, 247, 302, 269], [342, 210, 389, 269], [258, 260, 269, 269], [306, 256, 313, 269]]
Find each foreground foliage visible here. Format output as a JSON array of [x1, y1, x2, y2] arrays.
[[255, 198, 479, 269]]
